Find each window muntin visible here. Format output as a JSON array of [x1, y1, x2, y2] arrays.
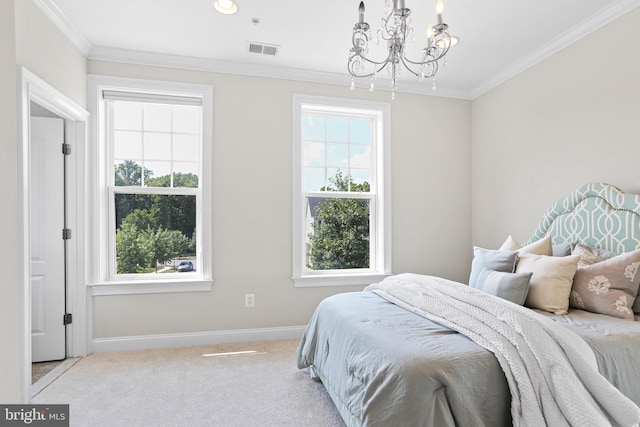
[[105, 96, 202, 279], [293, 95, 390, 285]]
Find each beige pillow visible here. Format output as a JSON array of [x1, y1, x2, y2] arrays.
[[570, 249, 640, 320], [500, 235, 552, 256], [516, 253, 580, 314]]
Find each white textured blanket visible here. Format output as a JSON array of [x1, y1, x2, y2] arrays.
[[366, 273, 640, 427]]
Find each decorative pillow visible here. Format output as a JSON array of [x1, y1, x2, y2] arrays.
[[499, 235, 552, 256], [570, 249, 640, 320], [476, 269, 533, 305], [469, 247, 518, 289], [552, 243, 573, 257], [572, 244, 603, 268], [516, 253, 580, 315]]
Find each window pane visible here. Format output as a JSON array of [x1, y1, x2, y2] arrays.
[[350, 170, 371, 191], [303, 167, 325, 192], [113, 103, 142, 131], [302, 115, 325, 141], [143, 161, 172, 187], [144, 104, 172, 132], [303, 141, 325, 167], [326, 118, 348, 142], [305, 196, 370, 270], [144, 133, 171, 161], [114, 160, 143, 187], [115, 193, 197, 275], [172, 106, 200, 134], [173, 163, 199, 188], [113, 131, 142, 161], [350, 144, 370, 168], [173, 134, 199, 162], [327, 143, 349, 168], [350, 119, 371, 145]]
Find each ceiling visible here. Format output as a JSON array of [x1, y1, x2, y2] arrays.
[[42, 0, 640, 99]]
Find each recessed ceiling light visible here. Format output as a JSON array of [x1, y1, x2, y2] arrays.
[[214, 0, 238, 15]]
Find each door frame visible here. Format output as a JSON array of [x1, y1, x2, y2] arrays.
[[18, 67, 89, 401]]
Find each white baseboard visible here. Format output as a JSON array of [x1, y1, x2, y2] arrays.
[[91, 325, 307, 353]]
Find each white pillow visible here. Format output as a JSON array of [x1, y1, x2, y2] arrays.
[[516, 253, 580, 315], [499, 235, 552, 256]]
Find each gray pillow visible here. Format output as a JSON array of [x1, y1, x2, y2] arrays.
[[469, 247, 518, 289], [476, 269, 533, 305], [552, 243, 573, 257]]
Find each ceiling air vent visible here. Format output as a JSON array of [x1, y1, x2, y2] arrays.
[[247, 41, 279, 56]]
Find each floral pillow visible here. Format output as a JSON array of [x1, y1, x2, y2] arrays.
[[570, 247, 640, 320]]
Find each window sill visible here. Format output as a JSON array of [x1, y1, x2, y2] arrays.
[[89, 278, 213, 296], [292, 273, 391, 288]]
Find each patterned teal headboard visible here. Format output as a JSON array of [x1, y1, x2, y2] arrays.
[[527, 183, 640, 253]]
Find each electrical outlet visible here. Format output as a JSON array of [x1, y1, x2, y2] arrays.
[[245, 293, 255, 308]]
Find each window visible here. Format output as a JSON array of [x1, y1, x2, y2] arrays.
[[89, 76, 212, 293], [292, 95, 391, 286]]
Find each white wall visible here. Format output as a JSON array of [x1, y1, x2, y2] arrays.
[[87, 61, 472, 339], [471, 7, 640, 249]]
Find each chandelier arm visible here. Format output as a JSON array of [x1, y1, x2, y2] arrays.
[[398, 56, 422, 78]]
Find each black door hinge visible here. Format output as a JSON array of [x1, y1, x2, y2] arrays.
[[63, 313, 72, 325]]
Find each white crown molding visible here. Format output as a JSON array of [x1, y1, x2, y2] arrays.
[[89, 45, 471, 99], [31, 0, 92, 56], [470, 0, 640, 99]]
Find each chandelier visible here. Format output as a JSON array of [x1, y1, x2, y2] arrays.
[[348, 0, 457, 98]]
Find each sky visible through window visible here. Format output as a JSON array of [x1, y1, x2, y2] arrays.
[[302, 114, 372, 192]]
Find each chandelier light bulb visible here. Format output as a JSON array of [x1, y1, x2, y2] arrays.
[[436, 0, 444, 15]]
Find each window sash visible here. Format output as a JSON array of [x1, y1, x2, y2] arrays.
[[293, 95, 390, 285], [103, 92, 204, 281]]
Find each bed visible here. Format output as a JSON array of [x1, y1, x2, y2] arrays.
[[297, 182, 640, 427]]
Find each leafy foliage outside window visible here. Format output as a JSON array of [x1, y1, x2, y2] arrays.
[[114, 161, 196, 274], [307, 171, 370, 270]]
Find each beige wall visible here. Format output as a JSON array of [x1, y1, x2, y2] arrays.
[[88, 61, 472, 338], [14, 0, 87, 108], [471, 7, 640, 249], [0, 0, 22, 404]]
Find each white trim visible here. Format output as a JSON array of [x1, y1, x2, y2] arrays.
[[292, 274, 390, 288], [18, 67, 90, 403], [471, 0, 640, 98], [292, 95, 392, 287], [89, 279, 213, 296], [89, 46, 470, 100], [31, 0, 92, 56], [91, 326, 307, 353], [87, 74, 214, 292]]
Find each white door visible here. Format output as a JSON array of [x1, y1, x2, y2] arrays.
[[31, 116, 66, 363]]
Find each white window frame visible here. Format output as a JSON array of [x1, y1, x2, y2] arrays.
[[88, 75, 213, 295], [292, 95, 391, 287]]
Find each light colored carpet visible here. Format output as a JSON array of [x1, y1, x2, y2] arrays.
[[32, 340, 345, 427]]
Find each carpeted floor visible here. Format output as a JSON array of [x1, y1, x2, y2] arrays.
[[32, 340, 345, 427]]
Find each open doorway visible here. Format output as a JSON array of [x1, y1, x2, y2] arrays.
[[18, 68, 89, 401]]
